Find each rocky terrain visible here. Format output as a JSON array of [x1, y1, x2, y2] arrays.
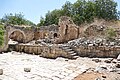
[[0, 51, 119, 80]]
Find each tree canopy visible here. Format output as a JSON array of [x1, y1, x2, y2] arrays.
[[37, 0, 119, 26], [1, 13, 36, 26]]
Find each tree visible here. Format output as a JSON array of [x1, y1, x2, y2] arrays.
[[38, 9, 63, 26], [95, 0, 118, 20], [37, 0, 119, 26], [1, 13, 25, 25], [37, 17, 45, 27], [84, 1, 95, 22], [61, 1, 73, 17], [1, 13, 35, 26], [118, 11, 120, 20], [72, 0, 86, 25]]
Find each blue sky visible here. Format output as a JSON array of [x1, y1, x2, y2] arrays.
[[0, 0, 120, 24]]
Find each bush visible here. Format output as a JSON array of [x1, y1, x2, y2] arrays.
[[106, 28, 116, 41], [0, 25, 4, 46], [1, 13, 36, 26]]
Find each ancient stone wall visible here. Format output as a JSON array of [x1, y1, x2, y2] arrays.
[[0, 29, 8, 52], [14, 44, 69, 59], [7, 25, 35, 43], [73, 46, 120, 58], [34, 24, 59, 40], [84, 25, 107, 38], [57, 16, 79, 43], [9, 43, 120, 59], [34, 30, 49, 40], [24, 30, 34, 43]]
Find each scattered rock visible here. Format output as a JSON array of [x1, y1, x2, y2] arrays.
[[104, 59, 113, 63], [107, 66, 116, 72], [102, 75, 106, 78], [95, 77, 101, 80], [95, 66, 107, 72], [92, 59, 101, 63], [112, 59, 117, 64], [117, 71, 120, 74], [109, 42, 115, 46], [115, 63, 120, 68], [65, 59, 69, 61], [0, 69, 3, 75], [117, 54, 120, 61], [24, 68, 31, 72]]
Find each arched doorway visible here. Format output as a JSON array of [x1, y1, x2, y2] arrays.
[[9, 30, 25, 43], [53, 33, 58, 38]]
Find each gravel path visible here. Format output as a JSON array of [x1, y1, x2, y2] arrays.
[[0, 51, 90, 80], [0, 51, 119, 80]]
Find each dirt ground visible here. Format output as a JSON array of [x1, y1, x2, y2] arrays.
[[74, 72, 104, 80], [74, 72, 120, 80]]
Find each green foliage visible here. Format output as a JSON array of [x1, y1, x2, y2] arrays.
[[84, 1, 95, 22], [37, 9, 63, 26], [0, 25, 4, 46], [37, 17, 45, 27], [37, 0, 119, 26], [95, 0, 118, 20], [61, 1, 73, 17], [106, 28, 116, 40], [118, 11, 120, 19], [1, 13, 36, 26]]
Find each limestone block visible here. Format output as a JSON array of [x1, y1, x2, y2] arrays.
[[24, 68, 31, 72], [0, 69, 3, 75]]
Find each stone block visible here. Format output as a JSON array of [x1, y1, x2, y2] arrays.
[[24, 68, 31, 72], [0, 69, 3, 75]]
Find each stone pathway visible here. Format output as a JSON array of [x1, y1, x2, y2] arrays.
[[0, 52, 89, 80], [0, 52, 119, 80]]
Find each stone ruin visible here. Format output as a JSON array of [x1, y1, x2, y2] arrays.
[[56, 16, 79, 43], [1, 16, 119, 59], [34, 16, 79, 44]]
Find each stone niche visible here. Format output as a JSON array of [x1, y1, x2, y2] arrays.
[[34, 24, 59, 40], [57, 16, 79, 43]]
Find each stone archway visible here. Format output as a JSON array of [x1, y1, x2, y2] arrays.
[[9, 30, 26, 43], [53, 33, 58, 38]]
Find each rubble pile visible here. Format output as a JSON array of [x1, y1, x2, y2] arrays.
[[66, 37, 120, 47]]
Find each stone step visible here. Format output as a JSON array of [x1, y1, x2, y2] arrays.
[[70, 53, 77, 56], [63, 47, 70, 49], [73, 56, 79, 59], [68, 51, 75, 54], [65, 49, 73, 52]]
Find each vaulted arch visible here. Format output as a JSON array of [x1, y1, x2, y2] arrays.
[[9, 29, 26, 43]]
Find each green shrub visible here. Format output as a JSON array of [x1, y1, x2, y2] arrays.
[[106, 28, 116, 41], [0, 25, 4, 46]]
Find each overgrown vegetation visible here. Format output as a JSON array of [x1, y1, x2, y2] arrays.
[[37, 0, 119, 26], [106, 28, 117, 40], [0, 25, 4, 46], [0, 13, 36, 26]]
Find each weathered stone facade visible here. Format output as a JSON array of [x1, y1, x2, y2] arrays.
[[56, 16, 79, 43], [8, 41, 120, 58], [7, 25, 35, 43], [73, 46, 120, 58], [12, 44, 71, 59], [34, 24, 59, 40], [3, 16, 120, 59]]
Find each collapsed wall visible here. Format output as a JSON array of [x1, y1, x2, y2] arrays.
[[56, 16, 79, 43], [10, 44, 73, 59], [73, 46, 120, 58]]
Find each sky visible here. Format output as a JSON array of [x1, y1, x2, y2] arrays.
[[0, 0, 120, 24]]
